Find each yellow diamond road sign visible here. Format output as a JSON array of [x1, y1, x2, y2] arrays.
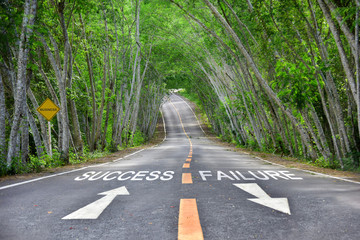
[[37, 98, 60, 121]]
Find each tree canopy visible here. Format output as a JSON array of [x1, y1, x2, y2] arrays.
[[0, 0, 359, 174]]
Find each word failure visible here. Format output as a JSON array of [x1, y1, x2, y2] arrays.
[[199, 170, 303, 181]]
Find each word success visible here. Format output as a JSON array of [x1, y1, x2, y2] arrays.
[[74, 170, 174, 181]]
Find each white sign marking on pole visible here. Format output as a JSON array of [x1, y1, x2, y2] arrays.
[[62, 186, 129, 220], [233, 183, 291, 215]]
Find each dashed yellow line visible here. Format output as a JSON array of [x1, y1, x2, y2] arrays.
[[183, 163, 190, 168], [170, 99, 203, 239], [182, 173, 193, 184], [178, 199, 204, 240]]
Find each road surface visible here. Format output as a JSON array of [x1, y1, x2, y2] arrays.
[[1, 94, 360, 239]]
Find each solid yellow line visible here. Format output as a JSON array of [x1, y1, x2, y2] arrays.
[[183, 163, 190, 168], [182, 173, 193, 184], [178, 199, 204, 240]]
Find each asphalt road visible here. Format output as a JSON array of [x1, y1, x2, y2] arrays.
[[1, 94, 360, 240]]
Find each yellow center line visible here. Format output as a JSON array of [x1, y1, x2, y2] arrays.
[[170, 100, 195, 167], [170, 101, 192, 146], [182, 173, 193, 184], [178, 199, 204, 240], [170, 99, 204, 239]]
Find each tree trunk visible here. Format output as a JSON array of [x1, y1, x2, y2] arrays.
[[27, 88, 51, 155], [79, 13, 97, 152], [7, 0, 37, 164], [26, 106, 44, 158], [324, 0, 359, 59], [317, 0, 358, 106], [356, 0, 360, 166], [0, 73, 6, 159], [57, 2, 71, 163]]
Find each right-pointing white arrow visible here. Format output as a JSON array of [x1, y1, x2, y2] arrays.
[[233, 183, 291, 215]]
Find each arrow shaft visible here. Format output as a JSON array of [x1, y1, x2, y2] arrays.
[[233, 183, 270, 198], [62, 194, 116, 220]]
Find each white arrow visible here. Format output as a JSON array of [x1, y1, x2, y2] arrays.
[[62, 186, 130, 220], [233, 183, 291, 215]]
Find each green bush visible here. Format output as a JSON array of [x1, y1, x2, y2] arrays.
[[342, 152, 360, 171], [313, 156, 340, 169], [0, 162, 7, 177], [8, 157, 29, 175], [29, 155, 46, 172], [132, 130, 145, 146]]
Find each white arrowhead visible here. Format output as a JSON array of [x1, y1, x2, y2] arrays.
[[249, 198, 291, 215], [233, 183, 291, 215], [62, 186, 129, 220]]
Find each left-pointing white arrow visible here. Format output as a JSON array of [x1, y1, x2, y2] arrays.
[[62, 186, 130, 220], [233, 183, 291, 215]]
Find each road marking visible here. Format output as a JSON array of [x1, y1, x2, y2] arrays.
[[62, 186, 130, 220], [233, 183, 291, 215], [198, 170, 303, 181], [182, 173, 193, 184], [112, 149, 145, 162], [186, 158, 192, 162], [169, 100, 192, 145], [74, 170, 175, 181], [178, 199, 204, 240], [183, 163, 190, 168], [160, 108, 167, 142], [173, 95, 206, 135]]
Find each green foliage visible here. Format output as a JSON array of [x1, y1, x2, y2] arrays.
[[274, 58, 318, 110], [342, 152, 360, 171], [8, 158, 29, 175], [0, 158, 7, 177], [312, 156, 340, 169], [132, 130, 145, 147]]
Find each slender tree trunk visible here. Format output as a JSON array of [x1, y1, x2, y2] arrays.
[[69, 99, 83, 153], [356, 0, 360, 166], [324, 0, 359, 59], [79, 13, 97, 151], [26, 106, 44, 158], [317, 0, 358, 106], [21, 118, 29, 163], [0, 74, 6, 159], [57, 2, 71, 163], [7, 0, 37, 164], [306, 0, 349, 161], [129, 0, 142, 146]]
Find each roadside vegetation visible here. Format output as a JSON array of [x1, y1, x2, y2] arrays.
[[1, 0, 359, 176]]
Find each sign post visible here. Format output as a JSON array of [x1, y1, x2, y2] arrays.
[[37, 98, 60, 156]]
